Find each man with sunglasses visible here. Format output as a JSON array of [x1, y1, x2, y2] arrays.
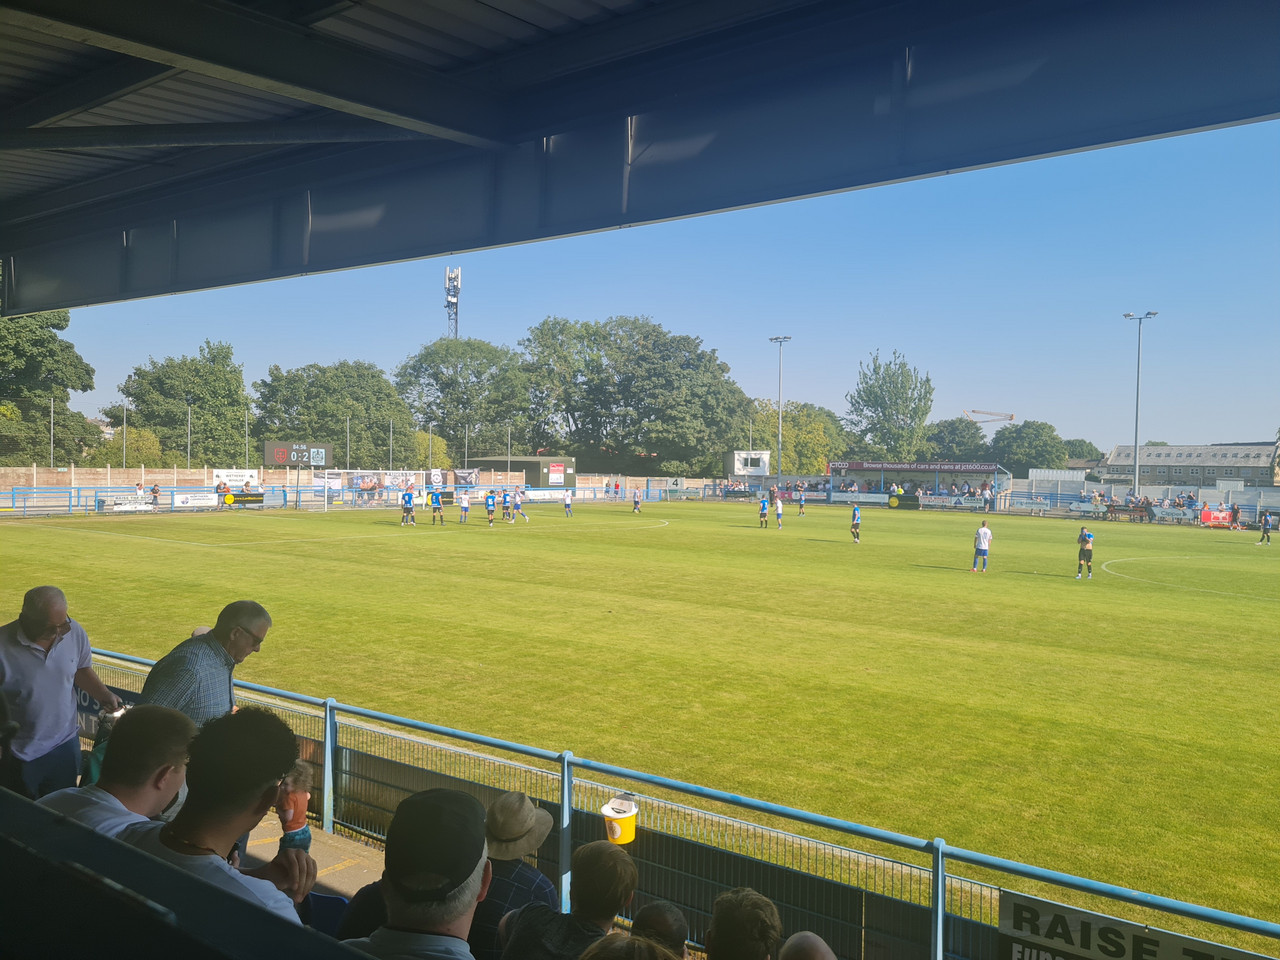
[[139, 601, 271, 728], [0, 586, 121, 798]]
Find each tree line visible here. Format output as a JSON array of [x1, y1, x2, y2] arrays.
[[0, 294, 1104, 477]]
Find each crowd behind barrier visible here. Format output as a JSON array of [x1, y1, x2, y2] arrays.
[[55, 651, 1280, 960]]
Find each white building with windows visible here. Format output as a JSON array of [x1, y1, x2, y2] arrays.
[[1100, 442, 1279, 487]]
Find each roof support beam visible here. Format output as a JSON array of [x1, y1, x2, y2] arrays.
[[0, 0, 509, 149], [0, 119, 433, 151]]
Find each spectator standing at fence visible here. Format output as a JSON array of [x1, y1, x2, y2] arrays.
[[0, 586, 122, 799], [705, 888, 781, 960], [151, 483, 161, 507], [276, 759, 313, 852], [850, 503, 860, 543], [564, 490, 574, 517], [122, 707, 317, 924], [500, 840, 637, 960], [1259, 511, 1273, 545], [631, 901, 688, 958], [343, 788, 491, 960], [982, 485, 993, 513], [138, 601, 271, 728], [759, 493, 769, 529], [1230, 503, 1241, 530], [971, 520, 993, 572], [1076, 527, 1094, 580], [37, 704, 195, 836]]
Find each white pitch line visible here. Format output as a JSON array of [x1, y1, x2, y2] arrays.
[[1101, 556, 1276, 601]]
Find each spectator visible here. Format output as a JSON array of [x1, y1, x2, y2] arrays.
[[122, 707, 317, 924], [276, 759, 314, 852], [705, 888, 782, 960], [138, 600, 271, 727], [339, 789, 559, 951], [37, 704, 196, 836], [583, 934, 679, 960], [500, 840, 637, 960], [779, 932, 836, 960], [344, 788, 492, 960], [0, 586, 121, 798], [631, 901, 688, 958], [471, 791, 559, 960]]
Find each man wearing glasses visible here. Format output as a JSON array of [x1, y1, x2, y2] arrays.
[[139, 601, 271, 728], [0, 586, 122, 798]]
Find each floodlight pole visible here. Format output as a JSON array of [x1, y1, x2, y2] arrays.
[[389, 419, 393, 469], [769, 336, 791, 482], [1124, 312, 1158, 499], [507, 423, 512, 476], [428, 422, 436, 470], [244, 408, 249, 467], [185, 395, 194, 470], [122, 405, 127, 469]]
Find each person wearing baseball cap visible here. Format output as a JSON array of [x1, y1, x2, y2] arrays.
[[470, 791, 558, 960], [345, 788, 492, 960]]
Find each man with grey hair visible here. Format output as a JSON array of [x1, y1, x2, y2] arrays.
[[345, 788, 492, 960], [139, 600, 271, 727], [0, 586, 121, 798]]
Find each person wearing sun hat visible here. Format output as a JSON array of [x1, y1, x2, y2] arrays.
[[344, 788, 493, 960], [469, 791, 559, 960]]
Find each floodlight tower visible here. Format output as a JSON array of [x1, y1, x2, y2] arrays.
[[1123, 311, 1158, 498], [445, 267, 461, 338]]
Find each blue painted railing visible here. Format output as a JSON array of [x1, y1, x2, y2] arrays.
[[91, 649, 1280, 958]]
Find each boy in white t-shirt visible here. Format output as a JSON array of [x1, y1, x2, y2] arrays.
[[972, 520, 993, 572]]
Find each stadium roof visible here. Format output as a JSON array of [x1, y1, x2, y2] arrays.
[[2, 0, 1278, 315], [1104, 443, 1279, 466]]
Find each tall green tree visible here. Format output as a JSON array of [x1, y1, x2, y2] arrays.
[[408, 430, 453, 471], [522, 316, 750, 475], [254, 360, 414, 469], [842, 350, 934, 460], [0, 272, 100, 465], [395, 338, 529, 460], [925, 417, 990, 462], [104, 341, 251, 467], [990, 420, 1068, 478], [747, 399, 846, 475], [80, 426, 164, 467], [1063, 438, 1104, 460]]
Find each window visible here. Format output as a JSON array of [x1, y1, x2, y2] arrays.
[[1232, 452, 1240, 458], [1188, 467, 1199, 475], [1176, 453, 1184, 458], [1156, 467, 1167, 475], [1242, 468, 1253, 477], [1140, 466, 1151, 474], [1173, 467, 1183, 476], [1223, 468, 1234, 476], [1205, 467, 1216, 476]]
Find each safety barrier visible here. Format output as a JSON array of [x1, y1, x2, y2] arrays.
[[83, 650, 1280, 960]]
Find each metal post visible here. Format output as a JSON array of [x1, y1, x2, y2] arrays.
[[1124, 312, 1158, 500], [185, 396, 193, 470], [389, 419, 393, 469], [931, 838, 947, 960], [321, 698, 338, 833], [428, 422, 435, 470], [769, 336, 791, 481], [558, 750, 574, 913], [122, 406, 127, 469], [346, 416, 350, 470], [244, 408, 249, 467], [50, 397, 54, 468], [507, 423, 512, 475], [464, 425, 469, 468]]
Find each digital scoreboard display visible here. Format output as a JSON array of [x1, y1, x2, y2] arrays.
[[263, 442, 333, 467]]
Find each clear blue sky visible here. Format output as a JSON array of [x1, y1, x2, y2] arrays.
[[70, 119, 1279, 454]]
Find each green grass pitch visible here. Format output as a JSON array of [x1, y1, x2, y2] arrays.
[[2, 500, 1276, 927]]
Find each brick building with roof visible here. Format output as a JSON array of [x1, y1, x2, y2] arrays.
[[1100, 442, 1279, 487]]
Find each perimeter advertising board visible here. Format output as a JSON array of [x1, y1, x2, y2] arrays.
[[999, 892, 1269, 960]]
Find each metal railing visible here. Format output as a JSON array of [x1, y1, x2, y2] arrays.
[[87, 650, 1280, 960]]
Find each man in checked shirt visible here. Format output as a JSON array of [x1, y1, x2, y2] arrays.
[[139, 601, 271, 728]]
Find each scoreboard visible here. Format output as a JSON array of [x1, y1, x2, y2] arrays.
[[263, 442, 333, 467]]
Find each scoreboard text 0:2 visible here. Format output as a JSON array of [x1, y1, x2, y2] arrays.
[[263, 442, 333, 467]]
